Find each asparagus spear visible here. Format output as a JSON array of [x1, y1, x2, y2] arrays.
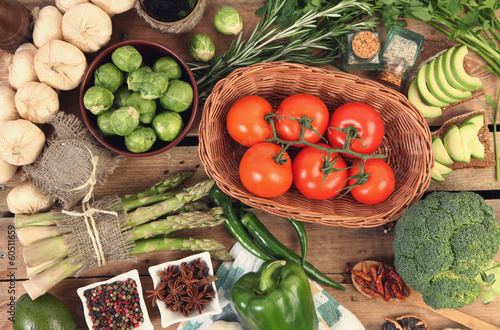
[[121, 170, 194, 202], [15, 212, 59, 229], [23, 236, 72, 268], [131, 237, 226, 255], [126, 179, 214, 228], [130, 207, 225, 241], [27, 258, 64, 279], [209, 249, 233, 261], [16, 226, 61, 246], [23, 255, 82, 300]]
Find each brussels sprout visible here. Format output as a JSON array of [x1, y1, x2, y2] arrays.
[[188, 33, 215, 62], [126, 92, 157, 124], [114, 86, 133, 108], [128, 67, 169, 100], [112, 45, 143, 72], [97, 108, 117, 136], [109, 106, 140, 136], [160, 80, 194, 113], [213, 6, 243, 35], [125, 127, 157, 153], [152, 111, 184, 142], [94, 62, 125, 93], [83, 86, 114, 115], [152, 56, 183, 80]]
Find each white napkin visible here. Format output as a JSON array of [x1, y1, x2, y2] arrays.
[[178, 243, 365, 330]]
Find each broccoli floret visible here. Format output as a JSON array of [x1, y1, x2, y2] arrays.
[[451, 223, 500, 278], [424, 271, 480, 310], [393, 191, 500, 309]]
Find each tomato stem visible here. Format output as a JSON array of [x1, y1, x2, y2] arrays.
[[264, 112, 385, 190]]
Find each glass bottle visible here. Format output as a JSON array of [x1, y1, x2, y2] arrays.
[[0, 0, 33, 53], [343, 31, 381, 71], [376, 26, 424, 89]]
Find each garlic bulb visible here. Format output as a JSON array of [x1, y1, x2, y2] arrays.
[[8, 43, 38, 90], [0, 119, 46, 166], [62, 3, 112, 53], [7, 181, 54, 215], [0, 84, 21, 124], [34, 39, 87, 91], [15, 82, 59, 124], [90, 0, 136, 16], [0, 158, 18, 184], [55, 0, 89, 13], [32, 6, 64, 48]]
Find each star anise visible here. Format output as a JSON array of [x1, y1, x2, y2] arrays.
[[194, 275, 217, 288], [163, 279, 186, 304], [180, 261, 192, 272], [168, 295, 186, 315], [181, 285, 211, 314], [146, 281, 167, 307], [158, 265, 177, 282], [178, 269, 198, 288]]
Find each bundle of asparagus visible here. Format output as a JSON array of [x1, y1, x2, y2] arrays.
[[15, 171, 232, 300]]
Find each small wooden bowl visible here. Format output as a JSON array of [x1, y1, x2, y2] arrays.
[[80, 40, 199, 157]]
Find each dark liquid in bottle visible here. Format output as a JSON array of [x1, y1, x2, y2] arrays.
[[140, 0, 198, 22]]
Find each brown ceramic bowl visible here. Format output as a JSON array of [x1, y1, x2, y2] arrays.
[[80, 40, 198, 157]]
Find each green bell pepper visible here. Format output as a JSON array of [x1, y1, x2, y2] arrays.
[[231, 260, 318, 330]]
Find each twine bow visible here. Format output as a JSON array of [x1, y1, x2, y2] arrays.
[[62, 144, 117, 267]]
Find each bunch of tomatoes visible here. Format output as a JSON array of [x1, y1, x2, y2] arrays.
[[226, 94, 395, 205]]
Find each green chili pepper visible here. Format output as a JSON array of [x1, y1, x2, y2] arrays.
[[241, 211, 345, 290], [231, 259, 319, 330], [285, 217, 308, 266], [209, 185, 271, 261]]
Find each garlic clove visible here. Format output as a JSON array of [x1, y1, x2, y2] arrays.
[[55, 0, 89, 14], [8, 43, 39, 90], [62, 3, 112, 53], [32, 6, 64, 48], [0, 119, 46, 166], [34, 39, 87, 91], [7, 181, 54, 215], [90, 0, 136, 16], [15, 81, 60, 124], [0, 157, 18, 184], [0, 84, 21, 124]]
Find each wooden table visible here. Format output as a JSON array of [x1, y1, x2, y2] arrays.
[[1, 1, 500, 329]]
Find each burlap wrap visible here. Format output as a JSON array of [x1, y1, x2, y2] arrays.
[[55, 195, 137, 276], [23, 112, 122, 209]]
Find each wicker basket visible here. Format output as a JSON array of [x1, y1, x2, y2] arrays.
[[199, 62, 433, 228]]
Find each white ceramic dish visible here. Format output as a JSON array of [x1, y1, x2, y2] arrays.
[[148, 252, 222, 328], [77, 269, 153, 330]]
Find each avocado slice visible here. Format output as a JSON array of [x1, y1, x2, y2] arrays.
[[431, 162, 445, 182], [434, 55, 472, 101], [417, 63, 449, 107], [408, 79, 442, 118], [443, 125, 467, 163], [458, 122, 477, 163], [431, 161, 452, 181], [432, 136, 454, 166], [460, 114, 485, 160], [443, 47, 470, 91], [426, 58, 462, 104], [450, 46, 483, 91]]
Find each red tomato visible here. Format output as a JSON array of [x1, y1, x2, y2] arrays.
[[226, 95, 274, 147], [275, 94, 329, 147], [327, 102, 384, 157], [348, 158, 395, 205], [239, 142, 293, 198], [292, 144, 348, 200]]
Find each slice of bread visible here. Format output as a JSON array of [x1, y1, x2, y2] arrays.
[[431, 109, 495, 170]]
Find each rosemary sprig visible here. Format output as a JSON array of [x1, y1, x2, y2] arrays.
[[188, 0, 376, 102]]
